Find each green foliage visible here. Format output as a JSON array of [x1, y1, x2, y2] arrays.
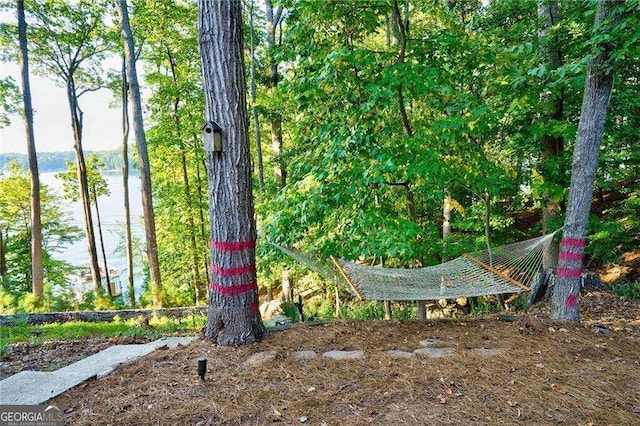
[[280, 301, 300, 322], [610, 283, 639, 300], [0, 161, 81, 297]]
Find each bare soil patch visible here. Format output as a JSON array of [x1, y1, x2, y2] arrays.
[[44, 291, 639, 425]]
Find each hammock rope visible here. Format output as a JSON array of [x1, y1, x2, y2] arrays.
[[272, 231, 559, 301]]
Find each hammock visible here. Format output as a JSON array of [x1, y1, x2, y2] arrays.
[[273, 231, 559, 301]]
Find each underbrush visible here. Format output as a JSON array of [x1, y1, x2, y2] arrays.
[[0, 314, 206, 353]]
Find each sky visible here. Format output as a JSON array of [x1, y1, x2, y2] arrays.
[[0, 62, 123, 155]]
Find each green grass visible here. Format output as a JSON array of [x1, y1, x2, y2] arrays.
[[0, 315, 207, 352], [610, 282, 640, 299]]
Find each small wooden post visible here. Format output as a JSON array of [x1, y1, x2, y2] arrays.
[[295, 294, 304, 322], [416, 300, 426, 320], [384, 301, 392, 320]]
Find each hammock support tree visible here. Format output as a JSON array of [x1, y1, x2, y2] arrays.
[[274, 232, 559, 303]]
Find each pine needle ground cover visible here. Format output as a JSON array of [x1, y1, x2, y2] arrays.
[[47, 291, 640, 425]]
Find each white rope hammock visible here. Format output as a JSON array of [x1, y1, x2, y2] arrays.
[[274, 231, 559, 301]]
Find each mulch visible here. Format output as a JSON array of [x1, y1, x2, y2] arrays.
[[40, 290, 640, 425]]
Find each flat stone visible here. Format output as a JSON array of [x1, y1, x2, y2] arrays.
[[0, 337, 197, 405], [419, 338, 445, 347], [386, 349, 415, 359], [147, 336, 198, 349], [471, 348, 504, 356], [244, 350, 277, 366], [322, 350, 365, 360], [413, 347, 456, 358], [290, 350, 317, 360]]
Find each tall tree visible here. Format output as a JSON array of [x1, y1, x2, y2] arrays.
[[551, 0, 622, 322], [249, 0, 264, 186], [22, 0, 111, 298], [16, 0, 43, 300], [115, 0, 163, 307], [264, 0, 286, 187], [57, 156, 112, 295], [119, 56, 135, 307], [537, 0, 566, 233], [199, 0, 267, 345]]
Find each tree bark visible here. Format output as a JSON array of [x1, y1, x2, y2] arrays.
[[92, 184, 111, 295], [199, 0, 267, 346], [121, 58, 135, 307], [166, 49, 206, 304], [537, 0, 565, 234], [17, 0, 43, 300], [249, 0, 264, 186], [264, 0, 286, 188], [551, 0, 620, 322], [67, 81, 103, 298], [116, 0, 163, 308]]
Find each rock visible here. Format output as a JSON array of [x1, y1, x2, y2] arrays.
[[413, 347, 456, 358], [419, 338, 445, 347], [322, 350, 365, 360], [244, 351, 277, 366], [260, 300, 283, 320], [291, 350, 317, 360], [471, 348, 504, 356], [386, 350, 415, 359]]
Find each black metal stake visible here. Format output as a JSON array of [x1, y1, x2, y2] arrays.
[[197, 357, 207, 380]]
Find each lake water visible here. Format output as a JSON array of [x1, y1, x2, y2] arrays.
[[40, 172, 146, 302]]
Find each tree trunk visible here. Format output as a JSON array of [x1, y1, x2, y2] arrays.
[[442, 191, 452, 261], [166, 49, 206, 304], [264, 0, 286, 188], [17, 0, 43, 300], [194, 151, 211, 287], [121, 58, 135, 307], [551, 0, 620, 322], [92, 185, 111, 295], [116, 0, 163, 308], [249, 0, 264, 186], [67, 81, 103, 298], [537, 0, 565, 234], [0, 230, 7, 287], [199, 0, 266, 346]]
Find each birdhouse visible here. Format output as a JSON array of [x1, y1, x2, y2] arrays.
[[202, 120, 222, 152]]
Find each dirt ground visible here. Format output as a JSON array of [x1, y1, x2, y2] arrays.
[[19, 290, 633, 425]]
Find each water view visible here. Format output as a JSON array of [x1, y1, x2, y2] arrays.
[[40, 172, 146, 302]]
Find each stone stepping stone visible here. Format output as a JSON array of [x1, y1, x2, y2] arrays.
[[386, 349, 415, 359], [413, 347, 456, 358], [419, 338, 445, 347], [322, 350, 365, 360], [290, 350, 317, 360], [471, 348, 504, 356], [244, 350, 277, 366]]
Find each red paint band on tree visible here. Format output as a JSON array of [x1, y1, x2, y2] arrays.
[[558, 252, 583, 261], [211, 240, 256, 251], [561, 237, 586, 247], [211, 264, 256, 277], [250, 301, 259, 313], [210, 281, 257, 296], [556, 268, 582, 278], [565, 294, 578, 308]]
